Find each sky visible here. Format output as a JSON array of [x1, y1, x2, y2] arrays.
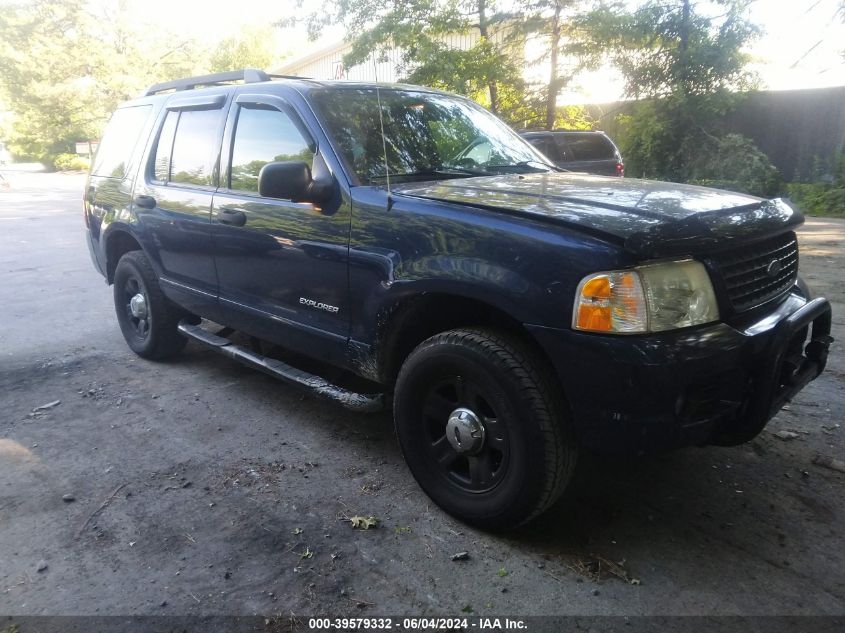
[[109, 0, 845, 103]]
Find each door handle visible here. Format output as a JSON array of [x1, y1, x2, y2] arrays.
[[134, 195, 157, 209], [217, 208, 247, 227]]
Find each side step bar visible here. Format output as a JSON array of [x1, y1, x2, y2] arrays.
[[177, 321, 385, 413]]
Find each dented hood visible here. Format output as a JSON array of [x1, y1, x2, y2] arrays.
[[393, 172, 803, 258]]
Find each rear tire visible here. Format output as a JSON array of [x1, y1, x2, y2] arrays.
[[113, 250, 187, 360], [393, 327, 576, 530]]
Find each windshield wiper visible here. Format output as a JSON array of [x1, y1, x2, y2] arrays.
[[370, 168, 488, 183], [485, 160, 557, 174]]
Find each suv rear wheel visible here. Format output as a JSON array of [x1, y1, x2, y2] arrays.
[[393, 328, 576, 529], [113, 250, 187, 360]]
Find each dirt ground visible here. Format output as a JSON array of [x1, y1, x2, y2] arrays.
[[1, 172, 844, 621]]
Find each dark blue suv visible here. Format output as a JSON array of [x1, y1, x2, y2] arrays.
[[84, 70, 832, 529]]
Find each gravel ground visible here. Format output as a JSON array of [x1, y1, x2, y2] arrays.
[[0, 172, 843, 622]]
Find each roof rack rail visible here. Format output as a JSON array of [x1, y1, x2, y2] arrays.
[[144, 68, 279, 96]]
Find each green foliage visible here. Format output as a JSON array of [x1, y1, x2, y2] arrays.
[[787, 183, 845, 217], [518, 103, 593, 131], [209, 26, 280, 73], [339, 0, 524, 117], [522, 0, 605, 129], [0, 3, 285, 167], [283, 0, 604, 131], [606, 0, 759, 100], [0, 0, 203, 164], [787, 153, 845, 217], [687, 134, 781, 197], [597, 1, 771, 193], [53, 153, 91, 171]]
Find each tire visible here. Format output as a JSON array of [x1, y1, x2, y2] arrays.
[[113, 250, 188, 360], [393, 327, 577, 530]]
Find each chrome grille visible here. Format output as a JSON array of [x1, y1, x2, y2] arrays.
[[710, 232, 799, 312]]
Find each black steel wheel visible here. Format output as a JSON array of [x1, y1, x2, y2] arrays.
[[113, 250, 188, 359], [421, 375, 510, 493], [120, 274, 151, 340], [394, 328, 577, 530]]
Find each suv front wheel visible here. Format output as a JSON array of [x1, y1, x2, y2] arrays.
[[393, 328, 576, 529]]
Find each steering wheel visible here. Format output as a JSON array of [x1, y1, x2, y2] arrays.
[[451, 157, 480, 169]]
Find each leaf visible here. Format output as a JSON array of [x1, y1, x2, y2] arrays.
[[394, 525, 411, 534], [297, 547, 313, 559], [461, 604, 473, 614], [497, 567, 508, 577], [292, 527, 303, 535], [350, 515, 379, 530]]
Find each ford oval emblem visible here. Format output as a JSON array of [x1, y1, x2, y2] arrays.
[[766, 259, 783, 277]]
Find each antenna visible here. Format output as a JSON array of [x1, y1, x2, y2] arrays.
[[372, 55, 393, 208]]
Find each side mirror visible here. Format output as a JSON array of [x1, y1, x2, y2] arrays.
[[257, 161, 333, 204]]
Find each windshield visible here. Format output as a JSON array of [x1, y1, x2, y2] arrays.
[[311, 88, 554, 185]]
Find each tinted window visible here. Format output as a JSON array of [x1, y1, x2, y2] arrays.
[[153, 110, 178, 182], [560, 134, 616, 161], [530, 136, 569, 162], [229, 106, 313, 193], [169, 109, 222, 186], [92, 105, 153, 178]]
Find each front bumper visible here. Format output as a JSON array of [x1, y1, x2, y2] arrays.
[[526, 293, 833, 455]]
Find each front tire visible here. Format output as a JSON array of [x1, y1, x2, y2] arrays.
[[393, 328, 576, 530], [113, 250, 187, 360]]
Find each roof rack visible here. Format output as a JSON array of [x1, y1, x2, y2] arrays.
[[143, 69, 307, 97]]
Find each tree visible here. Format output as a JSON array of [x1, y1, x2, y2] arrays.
[[283, 0, 527, 117], [283, 0, 604, 130], [0, 0, 104, 163], [591, 0, 777, 194], [209, 26, 282, 73], [0, 0, 202, 166], [519, 0, 603, 130], [0, 2, 285, 167]]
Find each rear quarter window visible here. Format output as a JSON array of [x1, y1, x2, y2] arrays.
[[91, 105, 153, 178]]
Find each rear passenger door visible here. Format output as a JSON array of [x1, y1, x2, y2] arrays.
[[211, 93, 350, 364], [133, 93, 229, 318]]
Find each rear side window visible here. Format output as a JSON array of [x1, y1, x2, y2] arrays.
[[560, 134, 616, 161], [153, 111, 178, 182], [152, 107, 223, 187], [170, 109, 222, 186], [91, 105, 153, 178], [229, 105, 314, 193]]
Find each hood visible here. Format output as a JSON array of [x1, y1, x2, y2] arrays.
[[393, 173, 802, 258]]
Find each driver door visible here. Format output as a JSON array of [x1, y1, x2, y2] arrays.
[[210, 93, 351, 365]]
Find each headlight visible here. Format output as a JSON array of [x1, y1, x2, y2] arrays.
[[573, 260, 719, 333]]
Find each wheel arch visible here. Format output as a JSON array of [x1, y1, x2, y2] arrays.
[[104, 228, 144, 284], [372, 292, 564, 395]]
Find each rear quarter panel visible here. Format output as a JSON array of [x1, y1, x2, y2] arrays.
[[85, 99, 164, 278]]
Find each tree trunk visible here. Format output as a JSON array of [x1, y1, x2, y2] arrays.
[[478, 0, 499, 113], [545, 1, 563, 130], [680, 0, 691, 95]]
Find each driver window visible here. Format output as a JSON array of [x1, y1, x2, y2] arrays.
[[229, 105, 314, 193]]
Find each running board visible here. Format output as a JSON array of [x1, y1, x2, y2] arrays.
[[177, 321, 385, 413]]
